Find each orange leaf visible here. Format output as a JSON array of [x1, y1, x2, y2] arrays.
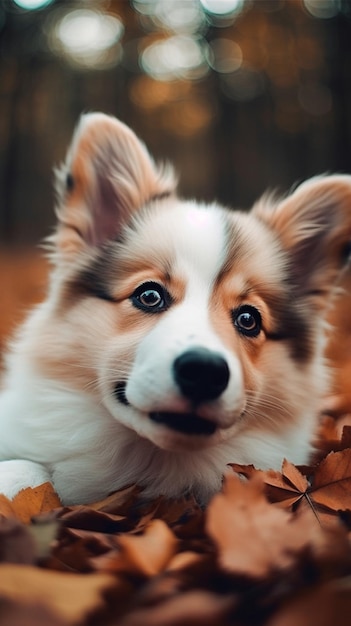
[[282, 459, 309, 492], [206, 473, 314, 579], [0, 483, 61, 524], [118, 519, 178, 577], [0, 564, 116, 624], [229, 463, 259, 480], [231, 461, 309, 509], [14, 482, 61, 523], [310, 449, 351, 511], [0, 494, 18, 519]]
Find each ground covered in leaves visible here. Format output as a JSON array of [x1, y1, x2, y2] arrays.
[[1, 414, 351, 625]]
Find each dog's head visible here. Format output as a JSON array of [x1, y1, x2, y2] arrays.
[[41, 113, 351, 457]]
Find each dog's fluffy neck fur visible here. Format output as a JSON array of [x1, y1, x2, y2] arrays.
[[0, 113, 350, 505]]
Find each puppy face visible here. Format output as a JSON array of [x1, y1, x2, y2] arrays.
[[95, 203, 301, 452], [37, 201, 289, 453], [34, 113, 351, 465]]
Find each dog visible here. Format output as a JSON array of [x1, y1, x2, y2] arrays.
[[0, 112, 350, 505]]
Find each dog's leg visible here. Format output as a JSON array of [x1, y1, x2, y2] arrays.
[[0, 460, 51, 499]]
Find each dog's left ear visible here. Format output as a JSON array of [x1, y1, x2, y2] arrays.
[[52, 113, 176, 257], [253, 175, 351, 308]]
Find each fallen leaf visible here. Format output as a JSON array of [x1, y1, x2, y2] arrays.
[[118, 519, 178, 577], [0, 495, 18, 519], [281, 459, 309, 492], [58, 506, 129, 533], [0, 563, 116, 624], [88, 484, 141, 514], [311, 448, 351, 511], [50, 526, 114, 573], [0, 483, 61, 524], [206, 473, 332, 579], [229, 463, 258, 480], [233, 453, 351, 526], [262, 460, 309, 509], [0, 403, 351, 626], [230, 462, 309, 509]]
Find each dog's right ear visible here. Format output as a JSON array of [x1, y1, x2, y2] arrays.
[[253, 175, 351, 311], [51, 113, 176, 259]]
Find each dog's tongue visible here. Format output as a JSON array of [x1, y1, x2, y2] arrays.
[[149, 411, 217, 436]]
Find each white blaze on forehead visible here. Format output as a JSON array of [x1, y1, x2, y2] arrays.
[[151, 201, 227, 287], [126, 201, 244, 417]]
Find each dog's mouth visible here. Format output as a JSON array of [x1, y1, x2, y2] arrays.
[[114, 382, 217, 436], [149, 411, 217, 436]]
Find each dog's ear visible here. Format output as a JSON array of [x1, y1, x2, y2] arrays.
[[253, 176, 351, 308], [52, 113, 176, 257]]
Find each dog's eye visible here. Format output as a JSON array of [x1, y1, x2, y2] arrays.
[[232, 305, 262, 337], [131, 282, 170, 312]]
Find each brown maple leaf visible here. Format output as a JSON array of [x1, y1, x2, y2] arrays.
[[206, 472, 322, 579], [230, 460, 310, 509], [311, 448, 351, 511], [232, 449, 351, 526]]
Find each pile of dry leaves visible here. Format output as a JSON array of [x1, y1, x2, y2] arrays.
[[1, 414, 351, 626]]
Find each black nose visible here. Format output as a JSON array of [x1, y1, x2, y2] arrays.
[[173, 347, 230, 403]]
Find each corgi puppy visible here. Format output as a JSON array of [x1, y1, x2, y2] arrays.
[[0, 113, 350, 505]]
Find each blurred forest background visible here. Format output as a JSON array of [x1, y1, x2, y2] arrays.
[[0, 0, 351, 361], [1, 0, 351, 243]]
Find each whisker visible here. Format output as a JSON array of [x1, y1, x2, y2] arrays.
[[61, 361, 131, 378], [244, 390, 296, 420]]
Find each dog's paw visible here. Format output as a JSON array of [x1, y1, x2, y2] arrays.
[[0, 460, 51, 499]]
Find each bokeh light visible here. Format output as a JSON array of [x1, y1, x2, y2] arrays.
[[133, 0, 206, 34], [1, 0, 351, 248], [132, 0, 159, 16], [141, 35, 208, 81], [49, 9, 124, 70], [303, 0, 341, 19], [199, 0, 245, 16], [12, 0, 54, 9]]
